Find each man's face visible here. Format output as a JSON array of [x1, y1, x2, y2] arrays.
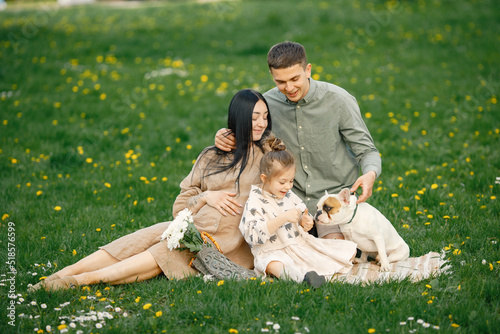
[[270, 63, 311, 102]]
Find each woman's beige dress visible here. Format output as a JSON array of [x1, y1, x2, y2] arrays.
[[100, 146, 265, 279]]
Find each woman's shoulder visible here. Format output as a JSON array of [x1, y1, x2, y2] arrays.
[[196, 146, 232, 163]]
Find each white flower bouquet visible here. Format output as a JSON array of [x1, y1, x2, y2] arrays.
[[161, 208, 207, 253]]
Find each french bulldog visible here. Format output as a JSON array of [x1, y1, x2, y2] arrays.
[[315, 188, 409, 271]]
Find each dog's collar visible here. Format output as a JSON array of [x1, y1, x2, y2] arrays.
[[345, 203, 358, 224]]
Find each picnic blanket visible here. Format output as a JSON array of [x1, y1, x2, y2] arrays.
[[336, 251, 451, 284]]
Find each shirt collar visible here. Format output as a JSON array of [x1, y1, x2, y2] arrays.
[[284, 78, 318, 105]]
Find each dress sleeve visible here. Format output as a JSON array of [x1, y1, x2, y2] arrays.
[[239, 191, 272, 246], [288, 190, 308, 212], [172, 149, 210, 217]]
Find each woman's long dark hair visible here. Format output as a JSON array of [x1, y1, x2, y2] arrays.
[[198, 89, 272, 191]]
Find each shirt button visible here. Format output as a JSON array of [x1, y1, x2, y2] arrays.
[[298, 126, 302, 129], [301, 147, 304, 150], [307, 185, 310, 187], [304, 165, 308, 169]]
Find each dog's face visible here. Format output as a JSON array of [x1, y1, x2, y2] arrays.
[[314, 188, 351, 225]]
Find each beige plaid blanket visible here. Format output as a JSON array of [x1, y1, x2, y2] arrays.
[[336, 251, 451, 284]]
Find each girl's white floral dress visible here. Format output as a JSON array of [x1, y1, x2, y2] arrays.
[[240, 185, 357, 281]]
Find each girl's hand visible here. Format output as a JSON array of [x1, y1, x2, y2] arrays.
[[299, 209, 314, 232], [205, 190, 242, 216], [280, 209, 301, 225]]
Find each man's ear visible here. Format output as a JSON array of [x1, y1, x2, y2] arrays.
[[339, 188, 351, 205], [305, 63, 312, 78]]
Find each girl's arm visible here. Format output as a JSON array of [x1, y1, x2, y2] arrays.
[[266, 209, 301, 234]]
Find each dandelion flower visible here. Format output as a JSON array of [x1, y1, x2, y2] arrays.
[[54, 206, 62, 211], [217, 280, 224, 286], [368, 329, 376, 333], [228, 329, 239, 333], [143, 303, 152, 310]]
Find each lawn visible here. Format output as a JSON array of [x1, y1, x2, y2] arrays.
[[0, 0, 499, 333]]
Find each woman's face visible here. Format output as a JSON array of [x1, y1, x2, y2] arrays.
[[252, 100, 269, 141]]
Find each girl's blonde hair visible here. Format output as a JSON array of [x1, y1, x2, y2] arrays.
[[260, 137, 295, 182]]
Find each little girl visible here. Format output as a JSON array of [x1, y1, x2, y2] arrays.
[[239, 137, 357, 287]]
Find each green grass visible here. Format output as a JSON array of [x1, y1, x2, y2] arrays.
[[0, 0, 499, 333]]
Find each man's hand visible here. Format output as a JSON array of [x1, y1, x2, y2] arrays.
[[350, 170, 377, 204], [215, 128, 237, 152]]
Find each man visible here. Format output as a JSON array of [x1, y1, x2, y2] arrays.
[[216, 41, 381, 239]]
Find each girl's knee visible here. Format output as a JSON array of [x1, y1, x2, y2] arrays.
[[266, 261, 284, 277]]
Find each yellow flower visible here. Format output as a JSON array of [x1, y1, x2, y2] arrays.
[[391, 193, 398, 198], [217, 280, 224, 286], [2, 214, 9, 221], [368, 329, 376, 333], [37, 190, 43, 196], [104, 182, 111, 188], [155, 311, 163, 317], [96, 228, 101, 232], [135, 297, 141, 303], [403, 207, 410, 211], [431, 184, 438, 189], [72, 249, 77, 255], [451, 323, 459, 328], [58, 324, 67, 330], [228, 329, 239, 333], [490, 263, 493, 271], [143, 303, 152, 310], [54, 206, 62, 211]]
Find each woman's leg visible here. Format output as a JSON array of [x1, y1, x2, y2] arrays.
[[73, 250, 162, 285], [53, 250, 120, 278]]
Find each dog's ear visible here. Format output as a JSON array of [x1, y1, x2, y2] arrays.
[[339, 188, 351, 205]]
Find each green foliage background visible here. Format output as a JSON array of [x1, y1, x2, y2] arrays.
[[0, 0, 499, 333]]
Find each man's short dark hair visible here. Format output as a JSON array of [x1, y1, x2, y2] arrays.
[[267, 41, 307, 70]]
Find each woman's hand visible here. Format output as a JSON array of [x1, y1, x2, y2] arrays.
[[204, 190, 242, 216], [299, 209, 314, 232], [215, 128, 237, 152]]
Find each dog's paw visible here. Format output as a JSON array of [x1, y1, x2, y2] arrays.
[[379, 262, 391, 272]]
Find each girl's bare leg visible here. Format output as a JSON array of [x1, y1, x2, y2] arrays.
[[53, 250, 120, 278], [73, 250, 162, 286], [266, 261, 284, 278]]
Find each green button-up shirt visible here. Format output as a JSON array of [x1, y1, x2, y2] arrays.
[[264, 79, 382, 213]]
